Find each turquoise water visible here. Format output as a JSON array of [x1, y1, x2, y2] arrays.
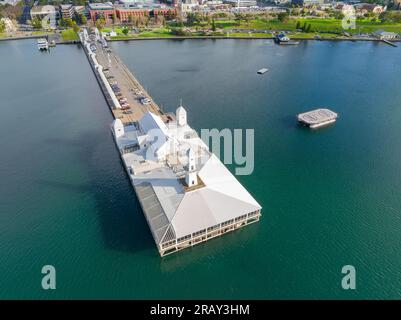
[[0, 39, 400, 299]]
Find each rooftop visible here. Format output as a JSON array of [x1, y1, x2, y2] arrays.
[[297, 108, 338, 127], [88, 2, 114, 10], [113, 108, 262, 251]]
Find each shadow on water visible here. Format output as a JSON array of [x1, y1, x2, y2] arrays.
[[280, 115, 300, 129], [41, 132, 155, 254]]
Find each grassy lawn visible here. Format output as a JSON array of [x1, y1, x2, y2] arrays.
[[106, 17, 401, 41], [61, 29, 79, 41], [215, 18, 401, 35]]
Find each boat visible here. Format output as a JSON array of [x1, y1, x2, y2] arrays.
[[37, 38, 48, 50], [257, 68, 269, 74], [275, 33, 299, 45]]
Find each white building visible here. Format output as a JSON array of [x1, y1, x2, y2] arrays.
[[30, 5, 59, 21], [0, 0, 19, 5], [112, 106, 262, 256], [223, 0, 257, 7], [60, 4, 74, 19], [373, 30, 398, 40]]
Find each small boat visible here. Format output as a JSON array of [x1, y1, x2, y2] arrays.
[[275, 33, 299, 45], [37, 38, 48, 50], [257, 68, 269, 74], [276, 33, 290, 42]]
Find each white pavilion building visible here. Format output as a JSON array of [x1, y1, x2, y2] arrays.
[[112, 105, 262, 256]]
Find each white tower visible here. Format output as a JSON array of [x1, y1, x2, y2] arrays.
[[176, 102, 187, 127], [185, 148, 197, 187], [112, 119, 124, 138]]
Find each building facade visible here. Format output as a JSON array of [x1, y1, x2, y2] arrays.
[[90, 3, 177, 22], [60, 4, 74, 19]]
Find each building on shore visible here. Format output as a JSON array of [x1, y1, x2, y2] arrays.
[[223, 0, 258, 7], [88, 3, 116, 22], [354, 3, 386, 15], [111, 107, 262, 256], [0, 0, 19, 5], [60, 4, 74, 19], [291, 0, 323, 6], [30, 5, 60, 21], [373, 30, 398, 40], [74, 5, 88, 18], [88, 2, 176, 22]]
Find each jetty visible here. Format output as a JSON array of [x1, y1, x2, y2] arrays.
[[79, 28, 262, 256], [297, 108, 338, 129]]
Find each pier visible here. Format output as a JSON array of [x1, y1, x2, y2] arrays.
[[381, 39, 398, 47], [79, 28, 261, 256], [79, 28, 169, 125]]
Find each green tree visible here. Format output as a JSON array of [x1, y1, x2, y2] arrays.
[[96, 17, 106, 30], [80, 14, 87, 25], [64, 17, 73, 28], [211, 18, 216, 31], [295, 20, 301, 29], [122, 26, 129, 35], [32, 17, 42, 29], [112, 13, 117, 24], [72, 21, 80, 33], [234, 13, 243, 26], [277, 12, 290, 23], [0, 20, 5, 33]]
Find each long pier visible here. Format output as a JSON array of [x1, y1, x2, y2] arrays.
[[79, 28, 170, 125], [79, 27, 262, 257]]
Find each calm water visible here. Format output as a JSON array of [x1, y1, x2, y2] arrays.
[[0, 39, 400, 299]]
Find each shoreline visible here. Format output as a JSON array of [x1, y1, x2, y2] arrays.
[[1, 33, 399, 44], [106, 36, 400, 43]]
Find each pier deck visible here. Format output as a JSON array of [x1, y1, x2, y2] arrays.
[[81, 29, 168, 125], [80, 28, 262, 257]]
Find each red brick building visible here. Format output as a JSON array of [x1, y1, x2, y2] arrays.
[[88, 3, 115, 22], [89, 3, 177, 23]]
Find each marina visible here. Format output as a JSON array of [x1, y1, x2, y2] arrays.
[[297, 108, 338, 129], [80, 29, 262, 256]]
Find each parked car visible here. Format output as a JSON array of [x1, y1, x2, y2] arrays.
[[140, 98, 151, 105]]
